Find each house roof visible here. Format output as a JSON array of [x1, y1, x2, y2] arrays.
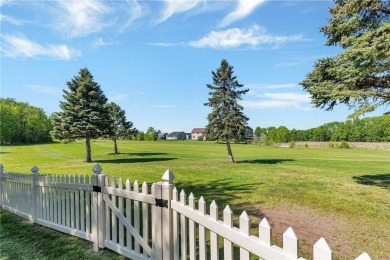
[[191, 128, 205, 133], [167, 132, 185, 137]]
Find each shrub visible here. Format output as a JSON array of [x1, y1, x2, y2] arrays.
[[339, 141, 350, 149], [328, 142, 338, 148], [289, 141, 296, 148], [304, 143, 309, 148]]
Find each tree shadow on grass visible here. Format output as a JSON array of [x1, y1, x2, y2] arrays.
[[95, 157, 177, 164], [353, 173, 390, 191], [107, 152, 168, 156], [237, 159, 295, 164], [175, 178, 262, 213]]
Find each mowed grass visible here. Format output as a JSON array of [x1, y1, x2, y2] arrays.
[[1, 140, 389, 259]]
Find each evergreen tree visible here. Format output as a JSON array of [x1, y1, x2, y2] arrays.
[[106, 102, 136, 154], [300, 0, 389, 118], [51, 68, 111, 162], [204, 59, 249, 163]]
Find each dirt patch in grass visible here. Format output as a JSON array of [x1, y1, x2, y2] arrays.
[[257, 205, 353, 259]]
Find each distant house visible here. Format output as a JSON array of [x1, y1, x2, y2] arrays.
[[245, 126, 254, 140], [158, 133, 167, 140], [166, 132, 186, 140], [191, 128, 206, 140], [185, 133, 191, 139]]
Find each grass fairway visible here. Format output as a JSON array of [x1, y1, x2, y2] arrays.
[[1, 140, 389, 259]]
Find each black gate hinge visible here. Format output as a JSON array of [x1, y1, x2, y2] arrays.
[[93, 185, 101, 193], [155, 198, 168, 208]]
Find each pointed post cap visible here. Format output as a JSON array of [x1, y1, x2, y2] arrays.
[[92, 163, 102, 174], [259, 217, 271, 229], [162, 169, 174, 183], [355, 252, 371, 260], [31, 166, 39, 173], [283, 227, 298, 240]]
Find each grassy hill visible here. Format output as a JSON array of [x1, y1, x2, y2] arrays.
[[1, 140, 389, 259]]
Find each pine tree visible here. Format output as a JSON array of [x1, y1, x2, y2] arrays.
[[51, 68, 111, 162], [106, 102, 136, 154], [204, 59, 249, 163], [300, 0, 390, 118]]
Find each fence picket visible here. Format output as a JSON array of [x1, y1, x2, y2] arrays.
[[134, 180, 140, 254], [240, 211, 250, 260], [172, 187, 179, 260], [80, 175, 85, 232], [125, 179, 132, 250], [223, 205, 233, 259], [188, 192, 196, 260], [283, 227, 298, 259], [259, 218, 272, 246], [66, 175, 70, 227], [118, 178, 124, 247], [75, 175, 80, 230], [61, 175, 66, 226], [86, 175, 91, 234], [198, 196, 207, 260], [313, 237, 332, 260], [111, 177, 117, 244], [142, 181, 148, 258], [70, 175, 75, 229], [180, 190, 187, 259], [105, 176, 110, 242], [210, 200, 219, 260]]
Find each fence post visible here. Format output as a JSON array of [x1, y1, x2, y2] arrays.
[[96, 166, 106, 249], [0, 164, 3, 208], [161, 169, 175, 259], [91, 163, 102, 252], [153, 181, 163, 260], [31, 166, 39, 223]]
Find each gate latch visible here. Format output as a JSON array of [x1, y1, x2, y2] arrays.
[[155, 199, 168, 208], [93, 185, 101, 193]]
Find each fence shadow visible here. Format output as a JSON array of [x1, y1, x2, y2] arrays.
[[176, 178, 262, 213], [108, 152, 168, 156], [95, 157, 177, 164], [237, 159, 295, 164], [353, 173, 390, 190]]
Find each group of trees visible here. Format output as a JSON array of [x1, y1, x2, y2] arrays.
[[132, 127, 160, 141], [0, 98, 52, 144], [255, 115, 390, 144]]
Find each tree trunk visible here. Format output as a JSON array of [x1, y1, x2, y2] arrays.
[[226, 140, 235, 163], [86, 137, 92, 162], [113, 138, 119, 154]]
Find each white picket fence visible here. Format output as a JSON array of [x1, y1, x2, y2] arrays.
[[0, 164, 371, 260]]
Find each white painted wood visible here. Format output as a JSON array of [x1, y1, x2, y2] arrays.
[[259, 218, 272, 246], [111, 177, 118, 244], [31, 166, 38, 223], [172, 187, 179, 260], [134, 180, 140, 254], [180, 190, 187, 259], [66, 175, 70, 227], [142, 181, 149, 257], [86, 178, 91, 234], [313, 237, 332, 260], [188, 192, 196, 260], [80, 175, 85, 232], [37, 219, 93, 242], [210, 200, 219, 260], [125, 179, 132, 251], [91, 169, 99, 252], [75, 175, 80, 229], [162, 175, 175, 260], [61, 175, 66, 226], [355, 252, 372, 260], [70, 175, 75, 229], [223, 205, 233, 259], [104, 240, 150, 260], [198, 196, 207, 260], [103, 187, 155, 204], [240, 211, 250, 260], [118, 178, 125, 247], [153, 182, 163, 260], [283, 227, 298, 259]]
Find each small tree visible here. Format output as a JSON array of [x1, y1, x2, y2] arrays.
[[204, 59, 249, 163], [106, 102, 136, 154], [51, 68, 111, 162]]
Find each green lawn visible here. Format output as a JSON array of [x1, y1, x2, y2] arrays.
[[1, 140, 389, 259]]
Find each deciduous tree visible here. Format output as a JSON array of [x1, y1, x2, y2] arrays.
[[51, 68, 111, 162], [204, 59, 249, 163], [300, 0, 390, 118]]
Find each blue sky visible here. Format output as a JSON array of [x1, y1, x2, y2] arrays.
[[1, 0, 386, 133]]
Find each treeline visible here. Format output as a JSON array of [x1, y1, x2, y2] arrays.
[[0, 98, 52, 144], [255, 115, 390, 143]]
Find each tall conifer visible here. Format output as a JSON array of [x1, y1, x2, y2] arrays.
[[52, 68, 110, 162], [204, 59, 249, 163]]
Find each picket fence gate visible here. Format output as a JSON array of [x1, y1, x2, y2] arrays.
[[0, 164, 371, 260]]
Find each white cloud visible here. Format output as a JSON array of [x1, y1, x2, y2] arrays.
[[120, 0, 145, 31], [55, 0, 111, 37], [220, 0, 266, 27], [0, 34, 81, 60], [0, 0, 15, 6], [246, 83, 300, 90], [108, 93, 128, 101], [243, 92, 311, 110], [27, 85, 62, 95], [0, 14, 25, 25], [188, 25, 305, 49], [157, 0, 203, 24], [92, 38, 120, 48]]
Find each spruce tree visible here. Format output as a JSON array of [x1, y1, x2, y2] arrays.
[[106, 102, 136, 154], [51, 68, 111, 162], [300, 0, 389, 118], [204, 59, 249, 163]]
